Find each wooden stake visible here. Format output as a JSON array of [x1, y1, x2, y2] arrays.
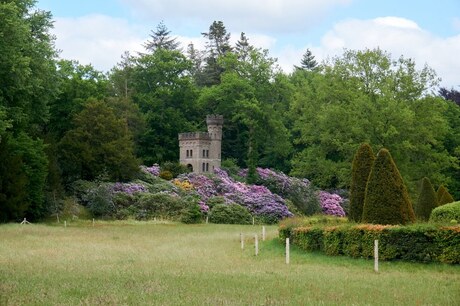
[[374, 240, 379, 273], [262, 226, 266, 241], [255, 234, 259, 256], [286, 238, 290, 264], [64, 221, 67, 228]]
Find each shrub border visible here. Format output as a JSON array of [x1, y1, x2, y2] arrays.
[[279, 222, 460, 264]]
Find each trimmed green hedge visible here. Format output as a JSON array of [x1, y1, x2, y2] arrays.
[[279, 220, 460, 264], [430, 201, 460, 223]]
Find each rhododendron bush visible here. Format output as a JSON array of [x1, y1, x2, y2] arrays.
[[177, 169, 293, 223], [76, 165, 346, 222]]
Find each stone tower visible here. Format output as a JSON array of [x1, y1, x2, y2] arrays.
[[178, 115, 223, 174]]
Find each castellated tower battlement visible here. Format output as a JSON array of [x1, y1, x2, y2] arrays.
[[206, 114, 224, 126], [178, 115, 223, 174]]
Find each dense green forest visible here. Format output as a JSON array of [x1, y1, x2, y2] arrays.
[[1, 0, 459, 222]]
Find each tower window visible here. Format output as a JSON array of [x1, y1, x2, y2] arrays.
[[206, 163, 209, 172], [206, 150, 209, 158], [190, 150, 193, 157], [186, 150, 189, 157], [202, 163, 205, 172], [203, 149, 206, 158]]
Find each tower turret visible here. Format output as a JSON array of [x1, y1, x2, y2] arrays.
[[206, 115, 223, 170]]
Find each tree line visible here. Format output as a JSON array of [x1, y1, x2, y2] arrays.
[[1, 0, 459, 222]]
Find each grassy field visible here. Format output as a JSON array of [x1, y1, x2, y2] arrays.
[[0, 221, 459, 305]]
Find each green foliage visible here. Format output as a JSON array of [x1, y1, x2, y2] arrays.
[[349, 143, 375, 222], [430, 201, 460, 223], [131, 48, 199, 165], [438, 187, 455, 205], [362, 148, 415, 225], [415, 177, 438, 221], [0, 0, 59, 135], [159, 170, 173, 181], [57, 197, 91, 220], [137, 193, 187, 220], [289, 49, 454, 194], [0, 136, 28, 222], [282, 222, 460, 264], [83, 184, 115, 218], [9, 133, 49, 220], [59, 99, 139, 183], [206, 196, 226, 209], [49, 60, 109, 139], [181, 204, 202, 224], [209, 204, 252, 224], [160, 161, 190, 178], [220, 158, 241, 177]]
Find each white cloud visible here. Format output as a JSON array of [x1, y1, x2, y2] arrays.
[[53, 15, 147, 71], [278, 17, 460, 88], [120, 0, 352, 33], [453, 17, 460, 32], [52, 14, 460, 89], [52, 13, 280, 72]]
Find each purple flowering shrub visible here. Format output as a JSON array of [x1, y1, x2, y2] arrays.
[[318, 191, 346, 217], [177, 168, 293, 223], [239, 168, 322, 216], [112, 182, 148, 194], [141, 165, 160, 176]]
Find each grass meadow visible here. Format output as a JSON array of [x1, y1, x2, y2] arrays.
[[0, 221, 459, 305]]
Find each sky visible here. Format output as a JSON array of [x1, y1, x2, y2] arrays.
[[37, 0, 460, 88]]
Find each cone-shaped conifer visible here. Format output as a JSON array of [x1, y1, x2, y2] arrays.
[[438, 188, 455, 205], [436, 185, 448, 204], [415, 177, 437, 221], [362, 148, 415, 225], [349, 143, 375, 222]]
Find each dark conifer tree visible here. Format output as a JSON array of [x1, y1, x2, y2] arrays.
[[436, 185, 448, 204], [200, 21, 232, 86], [235, 32, 253, 61], [415, 177, 437, 221], [438, 187, 455, 205], [144, 21, 180, 52], [349, 143, 375, 222], [362, 148, 415, 225], [295, 49, 318, 71]]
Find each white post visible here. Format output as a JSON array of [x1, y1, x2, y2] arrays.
[[374, 240, 379, 273], [206, 216, 208, 224], [262, 226, 266, 241], [240, 233, 244, 249], [252, 217, 255, 225], [286, 238, 290, 264], [255, 234, 259, 256], [92, 218, 95, 227], [64, 221, 67, 228]]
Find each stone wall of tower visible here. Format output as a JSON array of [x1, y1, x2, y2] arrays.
[[178, 115, 223, 174]]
